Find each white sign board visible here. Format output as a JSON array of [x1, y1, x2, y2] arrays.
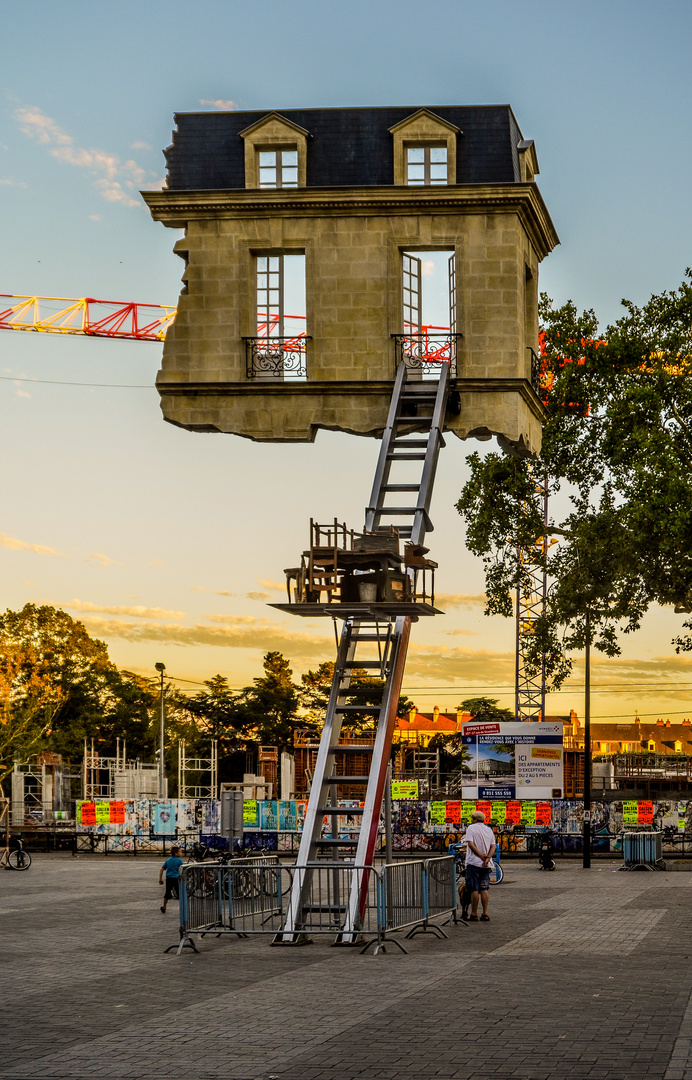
[[460, 721, 565, 801]]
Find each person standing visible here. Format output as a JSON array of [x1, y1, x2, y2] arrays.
[[463, 811, 496, 922], [159, 845, 184, 913]]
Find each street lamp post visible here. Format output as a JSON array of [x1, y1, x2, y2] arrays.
[[155, 662, 166, 798], [582, 609, 591, 869]]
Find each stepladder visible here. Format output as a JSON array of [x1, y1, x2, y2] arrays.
[[275, 361, 451, 943]]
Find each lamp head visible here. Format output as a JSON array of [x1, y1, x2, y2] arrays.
[[155, 662, 166, 673]]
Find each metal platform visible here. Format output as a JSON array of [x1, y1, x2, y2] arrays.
[[270, 601, 443, 618]]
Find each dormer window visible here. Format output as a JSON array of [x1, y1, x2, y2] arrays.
[[240, 112, 310, 189], [390, 109, 459, 186], [259, 148, 298, 189], [406, 145, 448, 186]]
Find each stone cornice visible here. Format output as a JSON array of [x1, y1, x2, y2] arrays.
[[143, 184, 559, 259], [156, 376, 547, 421]]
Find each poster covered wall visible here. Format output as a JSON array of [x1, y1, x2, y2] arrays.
[[461, 721, 565, 800]]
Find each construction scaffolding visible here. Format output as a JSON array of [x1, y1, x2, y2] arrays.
[[11, 754, 78, 826], [515, 469, 550, 721], [177, 739, 218, 799], [83, 739, 162, 801]]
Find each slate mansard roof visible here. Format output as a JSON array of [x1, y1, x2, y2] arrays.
[[164, 105, 527, 190]]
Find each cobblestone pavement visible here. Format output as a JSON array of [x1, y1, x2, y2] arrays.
[[3, 855, 692, 1080]]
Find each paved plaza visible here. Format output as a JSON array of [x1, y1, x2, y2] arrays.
[[3, 855, 692, 1080]]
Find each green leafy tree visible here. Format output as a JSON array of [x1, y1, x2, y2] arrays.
[[0, 604, 157, 787], [178, 674, 244, 746], [232, 651, 300, 752], [457, 273, 692, 687]]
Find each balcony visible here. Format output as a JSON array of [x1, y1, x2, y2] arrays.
[[244, 335, 310, 380], [392, 331, 461, 379]]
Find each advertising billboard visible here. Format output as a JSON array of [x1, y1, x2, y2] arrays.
[[460, 721, 564, 801]]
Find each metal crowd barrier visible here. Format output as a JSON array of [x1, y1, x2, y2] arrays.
[[620, 831, 664, 870], [172, 856, 457, 956]]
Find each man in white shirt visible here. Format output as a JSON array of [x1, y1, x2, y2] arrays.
[[463, 810, 496, 922]]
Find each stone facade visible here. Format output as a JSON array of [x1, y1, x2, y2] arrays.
[[143, 107, 558, 456]]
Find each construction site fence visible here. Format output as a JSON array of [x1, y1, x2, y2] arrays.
[[175, 856, 457, 955], [16, 827, 692, 859], [18, 796, 692, 847]]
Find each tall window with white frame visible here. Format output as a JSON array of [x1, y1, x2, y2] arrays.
[[252, 254, 306, 380], [400, 250, 458, 380], [405, 145, 448, 186], [258, 148, 299, 188]]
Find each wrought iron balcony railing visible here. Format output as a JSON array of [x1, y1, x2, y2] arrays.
[[528, 346, 542, 393], [392, 332, 461, 378], [244, 335, 311, 380]]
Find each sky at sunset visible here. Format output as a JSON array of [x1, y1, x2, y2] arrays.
[[2, 0, 692, 721]]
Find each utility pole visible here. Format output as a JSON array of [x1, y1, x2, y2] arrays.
[[582, 609, 591, 869], [155, 662, 166, 798]]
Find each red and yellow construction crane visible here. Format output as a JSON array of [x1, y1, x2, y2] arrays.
[[0, 294, 176, 342]]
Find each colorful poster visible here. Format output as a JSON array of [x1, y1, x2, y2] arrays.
[[79, 801, 96, 826], [476, 800, 492, 822], [520, 802, 536, 825], [445, 801, 461, 824], [535, 802, 551, 826], [430, 801, 446, 825], [110, 801, 126, 824], [505, 801, 522, 825], [461, 721, 564, 800], [200, 798, 219, 834], [95, 801, 111, 825], [243, 800, 259, 827], [639, 801, 654, 824], [491, 802, 507, 825], [154, 800, 176, 835], [392, 780, 419, 800], [278, 800, 297, 831], [460, 801, 476, 824], [622, 801, 639, 824], [260, 800, 278, 830]]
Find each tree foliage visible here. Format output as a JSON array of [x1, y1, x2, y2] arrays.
[[0, 604, 157, 787], [457, 273, 692, 686]]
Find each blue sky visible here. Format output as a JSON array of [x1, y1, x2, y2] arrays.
[[1, 0, 692, 719]]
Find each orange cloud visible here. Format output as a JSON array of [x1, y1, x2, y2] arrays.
[[0, 533, 66, 557]]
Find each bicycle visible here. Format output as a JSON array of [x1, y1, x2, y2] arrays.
[[187, 841, 292, 899], [1, 836, 32, 871], [449, 841, 504, 893]]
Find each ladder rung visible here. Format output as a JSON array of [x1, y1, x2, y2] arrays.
[[302, 904, 347, 913], [327, 744, 374, 752], [317, 806, 364, 814], [343, 661, 384, 669], [374, 507, 418, 515], [335, 705, 381, 713], [381, 484, 420, 492], [392, 439, 428, 448], [325, 776, 370, 783], [401, 392, 437, 400], [386, 453, 426, 460], [315, 838, 360, 845]]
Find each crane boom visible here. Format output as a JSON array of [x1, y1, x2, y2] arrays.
[[0, 294, 176, 342]]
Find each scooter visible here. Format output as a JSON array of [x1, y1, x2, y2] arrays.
[[538, 829, 556, 870]]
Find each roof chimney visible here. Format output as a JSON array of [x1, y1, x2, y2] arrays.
[[433, 705, 440, 721], [409, 704, 416, 723]]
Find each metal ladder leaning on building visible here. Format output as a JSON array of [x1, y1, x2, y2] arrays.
[[276, 360, 451, 943]]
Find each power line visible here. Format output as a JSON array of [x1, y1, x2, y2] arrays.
[[0, 375, 152, 388]]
